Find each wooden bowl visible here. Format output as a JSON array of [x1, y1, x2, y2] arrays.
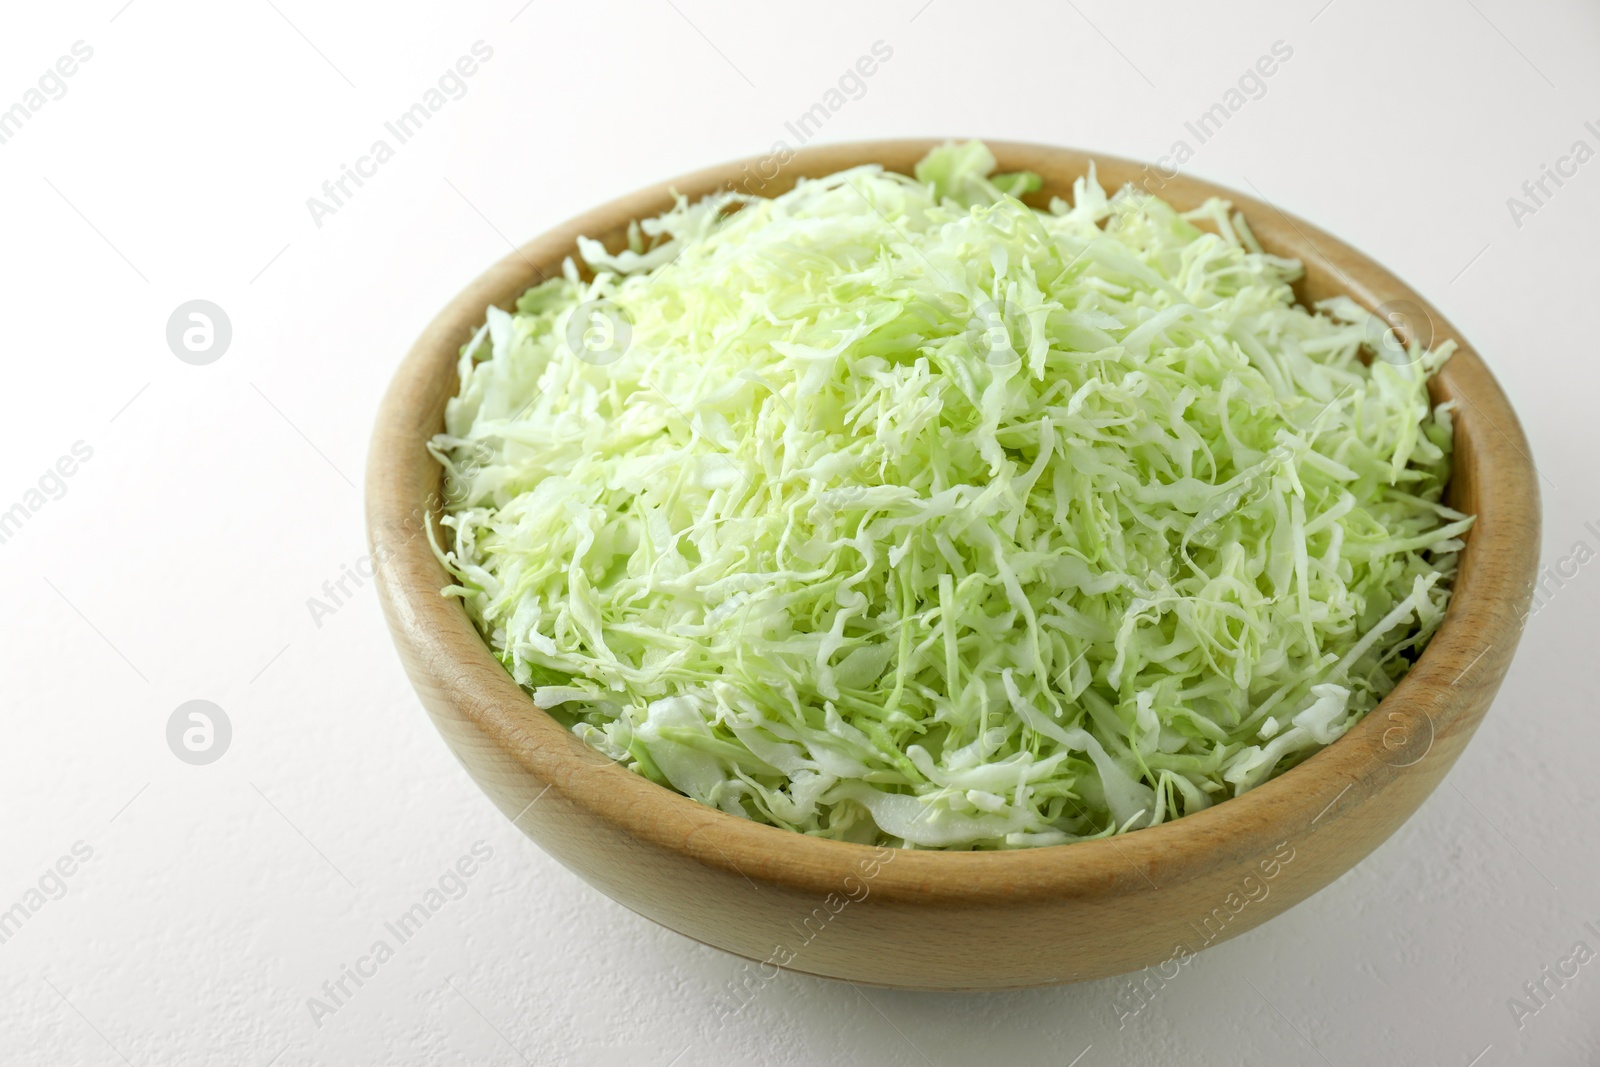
[[367, 140, 1539, 990]]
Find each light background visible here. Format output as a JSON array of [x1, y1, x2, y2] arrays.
[[1, 1, 1597, 1064]]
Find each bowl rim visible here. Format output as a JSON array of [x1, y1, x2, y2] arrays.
[[368, 138, 1539, 904]]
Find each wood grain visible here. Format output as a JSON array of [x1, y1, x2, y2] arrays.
[[366, 140, 1540, 990]]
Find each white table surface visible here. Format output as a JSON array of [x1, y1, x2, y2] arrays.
[[3, 1, 1597, 1063]]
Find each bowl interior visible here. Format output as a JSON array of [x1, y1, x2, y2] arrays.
[[369, 139, 1538, 906]]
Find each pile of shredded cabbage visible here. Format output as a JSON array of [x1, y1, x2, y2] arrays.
[[431, 141, 1470, 849]]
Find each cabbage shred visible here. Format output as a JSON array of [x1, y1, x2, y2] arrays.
[[431, 142, 1469, 849]]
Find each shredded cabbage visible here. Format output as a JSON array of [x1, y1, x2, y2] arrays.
[[430, 141, 1469, 850]]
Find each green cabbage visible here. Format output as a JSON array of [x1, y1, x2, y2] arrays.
[[430, 141, 1468, 849]]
